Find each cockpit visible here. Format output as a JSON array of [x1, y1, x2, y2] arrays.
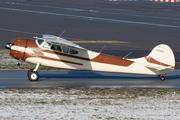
[[36, 39, 79, 55]]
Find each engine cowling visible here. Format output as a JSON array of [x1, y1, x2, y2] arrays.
[[9, 38, 27, 60]]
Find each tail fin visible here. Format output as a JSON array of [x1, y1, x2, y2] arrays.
[[145, 44, 175, 69]]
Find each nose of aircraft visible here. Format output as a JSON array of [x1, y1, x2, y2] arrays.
[[8, 38, 28, 60], [5, 43, 12, 50]]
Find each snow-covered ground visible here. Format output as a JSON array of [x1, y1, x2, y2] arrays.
[[0, 89, 179, 119]]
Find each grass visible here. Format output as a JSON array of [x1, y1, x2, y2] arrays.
[[0, 88, 179, 112], [52, 100, 72, 105], [0, 89, 180, 99], [34, 101, 47, 104], [0, 49, 59, 70]]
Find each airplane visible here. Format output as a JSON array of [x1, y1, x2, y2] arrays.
[[5, 34, 175, 82]]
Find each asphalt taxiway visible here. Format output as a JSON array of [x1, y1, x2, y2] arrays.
[[0, 70, 180, 89], [0, 0, 180, 89], [0, 0, 180, 60]]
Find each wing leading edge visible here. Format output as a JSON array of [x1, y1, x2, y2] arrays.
[[42, 34, 86, 50]]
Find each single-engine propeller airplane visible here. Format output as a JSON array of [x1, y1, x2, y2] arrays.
[[5, 34, 175, 81]]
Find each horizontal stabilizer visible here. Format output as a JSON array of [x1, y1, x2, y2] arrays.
[[129, 44, 175, 75]]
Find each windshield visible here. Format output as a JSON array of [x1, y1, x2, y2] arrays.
[[37, 39, 44, 45], [42, 42, 51, 49]]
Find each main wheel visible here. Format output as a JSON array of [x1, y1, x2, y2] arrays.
[[27, 69, 33, 77], [28, 71, 39, 82], [160, 76, 165, 81]]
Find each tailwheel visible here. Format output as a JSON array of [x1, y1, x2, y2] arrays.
[[159, 75, 165, 81], [28, 71, 39, 82]]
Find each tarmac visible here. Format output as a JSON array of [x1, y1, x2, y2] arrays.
[[0, 70, 179, 89], [0, 0, 180, 60]]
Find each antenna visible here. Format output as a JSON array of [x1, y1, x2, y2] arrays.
[[59, 30, 66, 37], [33, 36, 38, 39], [123, 51, 133, 59], [100, 45, 106, 53]]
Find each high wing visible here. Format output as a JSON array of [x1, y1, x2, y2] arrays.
[[42, 34, 86, 50]]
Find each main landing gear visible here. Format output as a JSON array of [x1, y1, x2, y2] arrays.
[[158, 75, 165, 81], [27, 63, 40, 82]]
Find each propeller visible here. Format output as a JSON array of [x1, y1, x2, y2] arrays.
[[5, 43, 12, 50]]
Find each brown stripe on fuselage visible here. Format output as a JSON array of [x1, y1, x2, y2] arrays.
[[24, 39, 134, 67], [145, 56, 174, 68], [42, 49, 134, 67], [24, 52, 83, 66], [44, 50, 90, 61], [91, 54, 134, 67], [23, 39, 39, 60]]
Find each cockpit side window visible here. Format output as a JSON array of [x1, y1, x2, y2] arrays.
[[62, 46, 69, 53], [50, 43, 79, 55], [51, 44, 62, 52], [37, 39, 44, 45], [69, 48, 78, 55]]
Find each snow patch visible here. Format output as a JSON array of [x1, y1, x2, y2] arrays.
[[0, 89, 180, 119]]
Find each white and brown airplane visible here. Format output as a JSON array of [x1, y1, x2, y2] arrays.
[[5, 34, 175, 81]]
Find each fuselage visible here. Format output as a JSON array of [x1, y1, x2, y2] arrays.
[[9, 37, 174, 76]]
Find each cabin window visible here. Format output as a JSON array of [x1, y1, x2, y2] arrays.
[[42, 42, 51, 49], [51, 44, 62, 52], [37, 39, 44, 45], [69, 48, 78, 55], [62, 46, 69, 53]]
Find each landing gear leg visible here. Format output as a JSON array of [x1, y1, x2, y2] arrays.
[[158, 75, 165, 81], [28, 63, 40, 82]]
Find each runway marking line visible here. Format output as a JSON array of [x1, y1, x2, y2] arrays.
[[1, 6, 180, 29], [71, 41, 129, 43], [0, 28, 129, 44], [0, 28, 42, 35]]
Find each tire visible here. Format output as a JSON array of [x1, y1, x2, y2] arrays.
[[160, 76, 165, 81], [27, 69, 33, 77], [28, 71, 39, 82]]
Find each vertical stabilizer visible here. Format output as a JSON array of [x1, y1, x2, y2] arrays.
[[145, 44, 175, 69]]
